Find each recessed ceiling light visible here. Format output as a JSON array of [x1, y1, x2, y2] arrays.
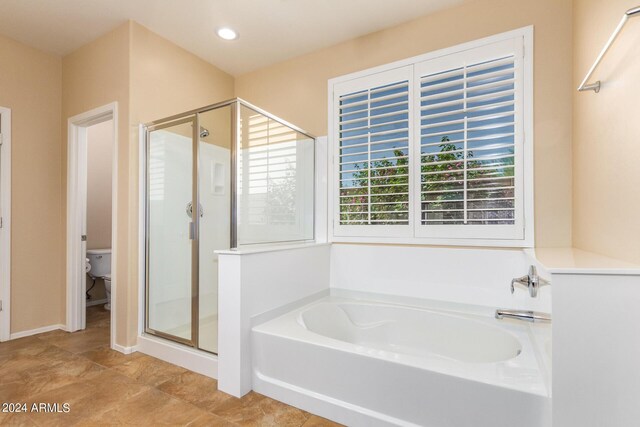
[[217, 27, 238, 41]]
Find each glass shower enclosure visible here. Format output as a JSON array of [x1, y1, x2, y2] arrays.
[[143, 99, 315, 354]]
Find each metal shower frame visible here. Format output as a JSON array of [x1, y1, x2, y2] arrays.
[[142, 97, 316, 351]]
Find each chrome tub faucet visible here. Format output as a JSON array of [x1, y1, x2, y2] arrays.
[[498, 265, 552, 323], [495, 309, 551, 323]]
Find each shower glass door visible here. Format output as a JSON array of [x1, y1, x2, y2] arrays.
[[146, 117, 197, 345]]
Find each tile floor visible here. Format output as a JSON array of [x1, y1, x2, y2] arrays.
[[0, 306, 342, 427]]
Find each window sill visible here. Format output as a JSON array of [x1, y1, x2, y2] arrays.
[[330, 235, 533, 248]]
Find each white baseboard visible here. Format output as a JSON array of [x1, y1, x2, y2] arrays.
[[136, 334, 218, 379], [86, 298, 108, 307], [112, 343, 135, 355], [10, 324, 66, 340]]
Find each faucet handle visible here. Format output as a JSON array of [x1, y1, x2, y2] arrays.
[[511, 265, 551, 298], [528, 265, 550, 298], [511, 275, 530, 294]]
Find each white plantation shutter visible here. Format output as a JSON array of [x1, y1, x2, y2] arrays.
[[414, 38, 524, 240], [333, 67, 414, 237], [330, 32, 531, 244]]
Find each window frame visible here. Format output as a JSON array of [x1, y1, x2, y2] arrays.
[[332, 66, 415, 239], [327, 27, 534, 247]]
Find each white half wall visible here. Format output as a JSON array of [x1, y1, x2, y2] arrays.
[[330, 243, 551, 312], [552, 270, 640, 426], [217, 243, 331, 397]]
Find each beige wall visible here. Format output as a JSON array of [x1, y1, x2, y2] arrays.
[[573, 0, 640, 263], [86, 120, 113, 251], [129, 22, 235, 124], [0, 35, 62, 333], [62, 22, 131, 344], [61, 21, 234, 347], [235, 0, 574, 248]]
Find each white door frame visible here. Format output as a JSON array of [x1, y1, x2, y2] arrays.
[[66, 102, 118, 349], [0, 107, 12, 342]]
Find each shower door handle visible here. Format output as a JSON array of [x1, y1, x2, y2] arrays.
[[188, 222, 196, 240], [186, 201, 203, 218]]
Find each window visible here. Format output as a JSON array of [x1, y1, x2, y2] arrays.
[[329, 29, 533, 246], [335, 68, 413, 237]]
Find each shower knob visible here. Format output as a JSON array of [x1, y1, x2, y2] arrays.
[[186, 202, 204, 218]]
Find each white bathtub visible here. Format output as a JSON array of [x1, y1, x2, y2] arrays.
[[252, 296, 551, 427]]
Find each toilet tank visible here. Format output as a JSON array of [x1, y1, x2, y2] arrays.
[[87, 248, 111, 278]]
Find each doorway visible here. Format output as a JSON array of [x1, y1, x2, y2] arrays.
[[66, 103, 118, 350], [85, 121, 113, 313], [0, 107, 11, 342]]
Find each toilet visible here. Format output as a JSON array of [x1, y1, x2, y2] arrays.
[[86, 248, 112, 310]]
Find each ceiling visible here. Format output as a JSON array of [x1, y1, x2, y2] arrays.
[[0, 0, 464, 75]]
